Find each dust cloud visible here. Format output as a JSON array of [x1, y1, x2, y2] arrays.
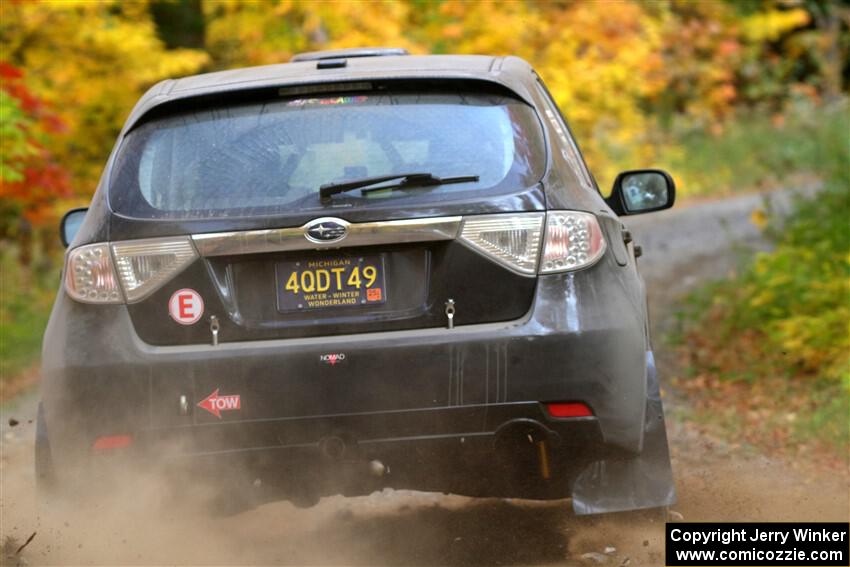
[[3, 190, 847, 566], [3, 405, 846, 567], [2, 409, 677, 566]]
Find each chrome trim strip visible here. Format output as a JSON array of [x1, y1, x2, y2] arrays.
[[192, 216, 463, 256]]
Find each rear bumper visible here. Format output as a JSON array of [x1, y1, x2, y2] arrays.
[[41, 262, 650, 494], [137, 402, 610, 499], [143, 402, 604, 458]]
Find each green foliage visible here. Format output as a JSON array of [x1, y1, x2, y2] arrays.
[[0, 0, 847, 396], [744, 188, 849, 382], [0, 90, 33, 183], [711, 103, 849, 384], [659, 98, 849, 196], [0, 247, 57, 381], [677, 101, 850, 454], [198, 0, 842, 191], [0, 0, 209, 214], [802, 384, 849, 450], [1, 0, 846, 214]]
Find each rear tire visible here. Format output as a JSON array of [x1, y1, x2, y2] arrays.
[[35, 402, 58, 496], [35, 403, 96, 506]]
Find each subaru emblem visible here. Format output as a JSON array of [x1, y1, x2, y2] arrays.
[[304, 217, 348, 244]]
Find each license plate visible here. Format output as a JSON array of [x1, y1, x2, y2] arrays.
[[276, 254, 387, 312]]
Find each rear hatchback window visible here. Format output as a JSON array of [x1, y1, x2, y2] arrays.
[[110, 89, 546, 219]]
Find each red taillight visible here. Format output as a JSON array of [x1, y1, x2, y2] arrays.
[[546, 402, 593, 418], [92, 434, 133, 450]]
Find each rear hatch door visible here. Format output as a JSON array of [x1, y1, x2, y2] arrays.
[[107, 82, 548, 424]]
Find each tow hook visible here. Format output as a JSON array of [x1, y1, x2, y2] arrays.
[[369, 460, 388, 477], [445, 299, 456, 329], [210, 315, 220, 346], [178, 394, 190, 416]]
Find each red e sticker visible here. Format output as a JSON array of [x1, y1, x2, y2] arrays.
[[168, 288, 204, 325]]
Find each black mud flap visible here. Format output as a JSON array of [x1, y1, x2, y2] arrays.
[[571, 351, 676, 515]]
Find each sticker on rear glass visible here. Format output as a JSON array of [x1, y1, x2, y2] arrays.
[[287, 96, 368, 107], [197, 388, 241, 419], [168, 288, 204, 325]]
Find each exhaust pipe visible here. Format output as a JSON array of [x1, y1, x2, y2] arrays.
[[493, 418, 558, 448], [493, 419, 559, 481]]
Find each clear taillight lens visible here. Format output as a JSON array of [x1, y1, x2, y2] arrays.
[[459, 213, 545, 275], [111, 237, 197, 303], [540, 211, 607, 273], [64, 243, 123, 304], [65, 237, 197, 304]]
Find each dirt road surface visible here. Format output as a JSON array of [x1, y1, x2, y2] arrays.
[[2, 189, 847, 566]]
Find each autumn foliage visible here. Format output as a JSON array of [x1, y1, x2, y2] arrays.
[[0, 62, 70, 229], [1, 1, 845, 236], [0, 1, 847, 390], [1, 1, 209, 239]]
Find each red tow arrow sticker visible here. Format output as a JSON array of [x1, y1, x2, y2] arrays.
[[197, 388, 241, 418]]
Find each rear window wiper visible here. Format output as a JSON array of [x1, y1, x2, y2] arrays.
[[319, 172, 479, 200]]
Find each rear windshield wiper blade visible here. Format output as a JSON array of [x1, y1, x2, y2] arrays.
[[319, 172, 479, 200]]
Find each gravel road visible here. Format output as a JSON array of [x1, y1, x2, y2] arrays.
[[2, 188, 847, 566]]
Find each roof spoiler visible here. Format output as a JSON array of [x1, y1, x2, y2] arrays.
[[291, 47, 409, 63]]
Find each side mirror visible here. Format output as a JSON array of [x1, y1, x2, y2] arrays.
[[60, 208, 88, 247], [608, 169, 675, 215]]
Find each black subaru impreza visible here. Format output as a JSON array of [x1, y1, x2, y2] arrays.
[[40, 48, 676, 514]]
